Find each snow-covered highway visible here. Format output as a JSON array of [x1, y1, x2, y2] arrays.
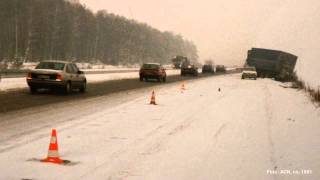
[[0, 74, 319, 180]]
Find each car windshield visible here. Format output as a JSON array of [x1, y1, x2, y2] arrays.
[[142, 64, 159, 69], [36, 62, 65, 70], [244, 67, 256, 71]]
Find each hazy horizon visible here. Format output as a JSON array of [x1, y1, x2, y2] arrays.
[[81, 0, 320, 86]]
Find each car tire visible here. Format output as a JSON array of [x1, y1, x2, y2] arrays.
[[80, 81, 86, 93], [30, 86, 37, 94], [63, 82, 71, 94]]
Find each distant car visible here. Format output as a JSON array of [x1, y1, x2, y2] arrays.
[[26, 60, 87, 94], [241, 66, 257, 80], [181, 63, 198, 76], [202, 64, 214, 73], [216, 65, 226, 73], [139, 63, 166, 82]]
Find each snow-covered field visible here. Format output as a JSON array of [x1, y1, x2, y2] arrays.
[[0, 69, 179, 91], [0, 74, 319, 180]]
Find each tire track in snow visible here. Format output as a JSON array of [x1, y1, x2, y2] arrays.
[[263, 83, 278, 180], [77, 79, 234, 180]]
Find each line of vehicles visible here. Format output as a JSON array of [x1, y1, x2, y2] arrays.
[[171, 56, 226, 76], [24, 47, 298, 94], [26, 59, 225, 94]]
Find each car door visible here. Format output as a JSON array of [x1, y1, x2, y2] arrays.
[[71, 63, 83, 87], [66, 64, 77, 87], [160, 65, 166, 77]]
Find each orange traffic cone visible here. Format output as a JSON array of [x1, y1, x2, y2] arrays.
[[180, 82, 186, 92], [150, 90, 157, 105], [42, 129, 63, 164]]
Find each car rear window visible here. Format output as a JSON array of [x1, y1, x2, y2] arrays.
[[142, 64, 159, 69], [36, 62, 65, 70]]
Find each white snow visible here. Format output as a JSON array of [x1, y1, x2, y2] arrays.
[[0, 69, 180, 91], [0, 74, 319, 180]]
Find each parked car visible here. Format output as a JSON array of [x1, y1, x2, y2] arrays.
[[181, 62, 198, 76], [216, 65, 226, 73], [202, 64, 214, 73], [139, 63, 166, 82], [26, 60, 87, 94], [241, 66, 257, 80]]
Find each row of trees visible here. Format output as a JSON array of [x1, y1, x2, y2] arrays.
[[0, 0, 198, 65]]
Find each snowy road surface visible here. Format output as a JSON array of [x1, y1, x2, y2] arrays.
[[0, 74, 319, 180]]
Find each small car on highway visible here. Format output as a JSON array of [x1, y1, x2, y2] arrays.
[[181, 62, 198, 76], [139, 63, 167, 82], [26, 60, 87, 94], [202, 64, 214, 74], [216, 65, 226, 73], [241, 66, 257, 80]]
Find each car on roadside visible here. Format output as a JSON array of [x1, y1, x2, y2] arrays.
[[139, 63, 166, 82], [181, 62, 198, 76], [202, 64, 214, 74], [216, 65, 226, 73], [26, 60, 87, 94], [241, 66, 257, 80]]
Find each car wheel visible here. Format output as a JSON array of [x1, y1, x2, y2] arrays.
[[80, 81, 86, 93], [30, 86, 37, 94], [63, 82, 71, 94]]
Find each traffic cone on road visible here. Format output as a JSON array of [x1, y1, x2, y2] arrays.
[[41, 129, 63, 164], [150, 90, 157, 105], [180, 82, 186, 92]]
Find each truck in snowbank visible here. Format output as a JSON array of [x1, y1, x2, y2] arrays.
[[246, 48, 297, 81]]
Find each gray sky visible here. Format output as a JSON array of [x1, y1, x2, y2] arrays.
[[81, 0, 320, 78]]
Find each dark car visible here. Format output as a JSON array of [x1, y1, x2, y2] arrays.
[[139, 63, 166, 82], [26, 60, 87, 94], [202, 64, 214, 73], [216, 65, 226, 73], [181, 62, 198, 76]]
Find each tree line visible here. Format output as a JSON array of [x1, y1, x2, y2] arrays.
[[0, 0, 198, 66]]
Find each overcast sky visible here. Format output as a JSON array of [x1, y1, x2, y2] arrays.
[[80, 0, 320, 80]]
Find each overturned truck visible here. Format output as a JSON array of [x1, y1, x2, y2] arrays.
[[246, 48, 297, 81]]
